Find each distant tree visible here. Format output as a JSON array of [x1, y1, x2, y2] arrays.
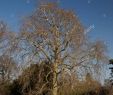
[[109, 59, 113, 64], [0, 55, 17, 82], [0, 21, 18, 83], [108, 59, 113, 86]]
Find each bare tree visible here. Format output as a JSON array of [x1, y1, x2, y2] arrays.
[[0, 21, 18, 83], [19, 2, 85, 95], [8, 1, 108, 95], [0, 55, 17, 82]]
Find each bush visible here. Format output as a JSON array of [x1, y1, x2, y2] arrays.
[[0, 81, 11, 95], [0, 63, 112, 95], [8, 62, 53, 95]]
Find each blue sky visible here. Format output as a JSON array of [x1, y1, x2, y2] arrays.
[[0, 0, 113, 58]]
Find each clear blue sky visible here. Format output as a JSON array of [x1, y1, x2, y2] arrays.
[[0, 0, 113, 58]]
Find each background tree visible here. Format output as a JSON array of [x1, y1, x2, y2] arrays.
[[0, 55, 17, 83], [0, 21, 18, 83], [108, 59, 113, 85]]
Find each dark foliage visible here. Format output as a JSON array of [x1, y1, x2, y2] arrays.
[[9, 62, 53, 95]]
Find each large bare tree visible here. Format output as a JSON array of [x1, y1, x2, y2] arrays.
[[9, 1, 108, 95], [20, 2, 85, 95]]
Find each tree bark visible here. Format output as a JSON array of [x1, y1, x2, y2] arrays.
[[53, 63, 58, 95]]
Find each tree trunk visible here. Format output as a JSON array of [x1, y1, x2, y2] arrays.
[[52, 63, 58, 95]]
